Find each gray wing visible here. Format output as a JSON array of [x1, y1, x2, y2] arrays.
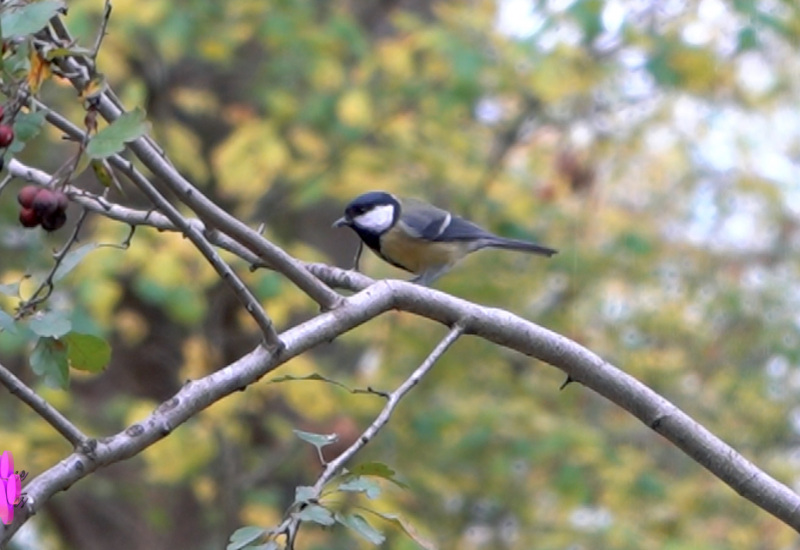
[[397, 199, 455, 240], [399, 199, 495, 241], [399, 198, 557, 255], [433, 215, 495, 242]]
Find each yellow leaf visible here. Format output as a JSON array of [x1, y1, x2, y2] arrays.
[[158, 122, 209, 182], [669, 47, 721, 93], [79, 74, 106, 103], [378, 40, 414, 79], [337, 89, 373, 129], [265, 90, 299, 122], [113, 308, 149, 347], [142, 422, 216, 483], [289, 126, 328, 159], [27, 50, 52, 93], [170, 87, 219, 115], [198, 37, 232, 62], [310, 58, 344, 90], [180, 336, 219, 380], [212, 120, 289, 201]]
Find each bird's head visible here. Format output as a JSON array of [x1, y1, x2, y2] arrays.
[[333, 191, 400, 235]]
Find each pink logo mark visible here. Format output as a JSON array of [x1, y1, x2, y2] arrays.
[[0, 451, 28, 525]]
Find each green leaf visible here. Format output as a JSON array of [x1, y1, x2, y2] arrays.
[[0, 282, 20, 296], [337, 477, 381, 499], [29, 311, 72, 338], [737, 27, 758, 52], [619, 232, 653, 255], [567, 0, 604, 44], [64, 332, 111, 372], [1, 1, 65, 38], [294, 485, 316, 505], [335, 513, 385, 545], [373, 512, 437, 550], [9, 110, 47, 153], [296, 504, 335, 526], [247, 543, 279, 550], [226, 526, 267, 550], [86, 108, 150, 159], [350, 462, 409, 489], [90, 159, 116, 188], [293, 429, 338, 449], [54, 243, 99, 282], [0, 310, 16, 334], [30, 336, 69, 389], [1, 40, 30, 77]]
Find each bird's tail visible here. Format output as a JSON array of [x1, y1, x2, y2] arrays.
[[481, 237, 558, 257]]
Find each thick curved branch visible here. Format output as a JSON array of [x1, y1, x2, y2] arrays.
[[2, 279, 799, 543], [8, 160, 800, 534]]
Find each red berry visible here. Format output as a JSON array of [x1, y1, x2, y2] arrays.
[[54, 190, 68, 211], [17, 185, 39, 207], [41, 209, 66, 232], [0, 125, 13, 147], [32, 189, 59, 216], [19, 208, 39, 228]]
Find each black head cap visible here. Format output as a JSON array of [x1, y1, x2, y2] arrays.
[[343, 191, 400, 219]]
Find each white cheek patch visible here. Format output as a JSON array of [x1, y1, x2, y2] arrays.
[[353, 204, 395, 233]]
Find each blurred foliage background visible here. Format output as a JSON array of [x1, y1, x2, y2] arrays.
[[2, 0, 800, 548]]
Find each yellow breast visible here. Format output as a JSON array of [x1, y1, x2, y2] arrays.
[[379, 228, 470, 273]]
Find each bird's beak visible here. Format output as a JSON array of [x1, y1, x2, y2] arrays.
[[332, 216, 349, 228]]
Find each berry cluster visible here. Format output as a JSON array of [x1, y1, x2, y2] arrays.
[[17, 185, 68, 231]]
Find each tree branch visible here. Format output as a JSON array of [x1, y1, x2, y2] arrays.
[[0, 362, 89, 448], [22, 107, 284, 350], [40, 26, 342, 311], [3, 280, 800, 543], [313, 323, 465, 490]]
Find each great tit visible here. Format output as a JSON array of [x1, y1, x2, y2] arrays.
[[333, 191, 557, 285]]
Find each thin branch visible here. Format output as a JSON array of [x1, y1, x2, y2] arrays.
[[0, 361, 89, 448], [313, 323, 465, 491], [9, 158, 366, 293], [17, 207, 91, 315], [39, 35, 342, 310], [27, 108, 284, 350], [91, 0, 112, 59], [7, 159, 271, 271], [109, 155, 284, 350]]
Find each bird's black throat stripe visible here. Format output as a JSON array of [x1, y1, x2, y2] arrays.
[[351, 226, 413, 273]]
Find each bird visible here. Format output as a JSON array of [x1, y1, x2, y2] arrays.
[[333, 191, 557, 285]]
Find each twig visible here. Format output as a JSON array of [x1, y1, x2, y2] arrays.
[[8, 159, 372, 294], [17, 207, 91, 315], [111, 157, 284, 350], [29, 108, 284, 351], [0, 361, 89, 448], [7, 159, 269, 270], [312, 323, 465, 492], [0, 173, 14, 194], [91, 0, 112, 59], [39, 31, 342, 311]]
